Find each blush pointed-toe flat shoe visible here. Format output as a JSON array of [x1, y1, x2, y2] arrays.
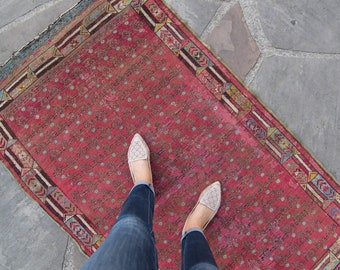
[[127, 133, 152, 184], [183, 181, 221, 235]]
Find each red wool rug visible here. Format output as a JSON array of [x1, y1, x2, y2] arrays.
[[0, 0, 339, 269]]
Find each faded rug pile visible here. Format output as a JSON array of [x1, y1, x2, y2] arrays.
[[0, 0, 339, 269]]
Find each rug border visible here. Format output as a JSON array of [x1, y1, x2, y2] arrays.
[[0, 0, 339, 268]]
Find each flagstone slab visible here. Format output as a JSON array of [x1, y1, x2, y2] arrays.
[[203, 3, 260, 80], [63, 239, 88, 270], [250, 56, 340, 180], [0, 0, 79, 65], [0, 0, 53, 27], [164, 0, 223, 36], [256, 0, 340, 53]]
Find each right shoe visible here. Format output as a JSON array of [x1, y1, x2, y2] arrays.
[[182, 181, 222, 235]]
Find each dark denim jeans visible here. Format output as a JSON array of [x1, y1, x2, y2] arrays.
[[181, 230, 219, 270], [81, 183, 218, 270]]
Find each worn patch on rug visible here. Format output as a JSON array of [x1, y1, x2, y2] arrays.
[[0, 0, 339, 269]]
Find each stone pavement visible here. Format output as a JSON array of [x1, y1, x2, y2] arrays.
[[0, 0, 339, 269]]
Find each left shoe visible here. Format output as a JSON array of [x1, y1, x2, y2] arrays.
[[127, 133, 152, 184]]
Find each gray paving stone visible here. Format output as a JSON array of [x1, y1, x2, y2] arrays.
[[203, 3, 260, 80], [255, 0, 340, 53], [250, 56, 340, 181], [0, 0, 79, 65], [0, 162, 69, 270], [0, 1, 339, 270], [62, 238, 88, 270], [164, 0, 223, 36], [0, 0, 52, 27]]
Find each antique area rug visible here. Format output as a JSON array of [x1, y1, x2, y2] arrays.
[[0, 0, 339, 269]]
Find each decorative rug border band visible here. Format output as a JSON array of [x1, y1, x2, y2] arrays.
[[0, 0, 339, 268]]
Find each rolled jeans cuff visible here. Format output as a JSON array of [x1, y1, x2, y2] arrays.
[[181, 228, 205, 242], [131, 181, 155, 194]]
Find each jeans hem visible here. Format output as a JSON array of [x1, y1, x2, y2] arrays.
[[131, 181, 155, 194], [181, 228, 205, 242]]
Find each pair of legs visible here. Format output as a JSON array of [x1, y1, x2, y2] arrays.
[[81, 134, 220, 270]]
